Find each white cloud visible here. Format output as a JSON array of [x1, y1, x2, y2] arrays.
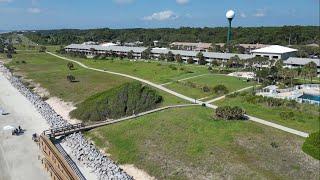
[[143, 10, 178, 21], [240, 12, 247, 18], [176, 0, 189, 5], [27, 7, 41, 14], [0, 0, 13, 2], [253, 9, 266, 17], [113, 0, 133, 4]]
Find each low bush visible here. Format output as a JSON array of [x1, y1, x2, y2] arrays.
[[213, 85, 229, 95], [70, 82, 163, 122], [202, 85, 211, 93], [279, 111, 295, 121], [67, 75, 76, 82], [302, 131, 320, 160], [169, 64, 177, 70], [215, 106, 246, 120]]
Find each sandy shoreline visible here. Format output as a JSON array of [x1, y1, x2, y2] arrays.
[[0, 71, 49, 180]]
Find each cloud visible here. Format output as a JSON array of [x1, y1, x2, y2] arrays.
[[0, 0, 13, 2], [143, 10, 178, 21], [253, 9, 266, 17], [27, 7, 41, 14], [176, 0, 189, 5], [113, 0, 133, 4], [240, 12, 247, 18]]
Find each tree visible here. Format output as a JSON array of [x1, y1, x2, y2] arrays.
[[67, 62, 74, 70], [166, 51, 174, 61], [256, 68, 269, 84], [39, 46, 46, 53], [175, 54, 183, 63], [6, 44, 15, 54], [0, 43, 4, 53], [213, 85, 229, 95], [197, 52, 206, 65], [187, 57, 194, 64], [127, 50, 134, 59], [228, 55, 241, 68], [211, 60, 221, 67], [237, 45, 246, 54], [6, 52, 12, 59], [159, 53, 166, 61], [141, 48, 151, 59], [212, 44, 222, 52], [304, 61, 317, 83]]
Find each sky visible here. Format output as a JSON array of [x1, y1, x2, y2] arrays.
[[0, 0, 319, 30]]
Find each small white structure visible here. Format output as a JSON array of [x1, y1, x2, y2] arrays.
[[82, 41, 97, 45], [251, 45, 297, 60], [100, 42, 117, 47]]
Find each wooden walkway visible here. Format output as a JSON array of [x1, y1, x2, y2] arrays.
[[44, 104, 200, 137]]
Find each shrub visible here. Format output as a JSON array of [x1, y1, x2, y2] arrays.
[[202, 85, 211, 93], [67, 62, 74, 70], [169, 64, 177, 70], [21, 60, 27, 64], [271, 142, 279, 148], [279, 111, 295, 121], [70, 82, 163, 122], [302, 131, 320, 160], [66, 75, 75, 82], [215, 106, 246, 120], [213, 85, 229, 95], [208, 66, 213, 70]]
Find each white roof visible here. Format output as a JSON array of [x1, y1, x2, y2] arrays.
[[284, 57, 320, 67], [100, 42, 117, 47], [251, 45, 297, 54]]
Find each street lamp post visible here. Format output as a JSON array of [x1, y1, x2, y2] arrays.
[[226, 10, 235, 45]]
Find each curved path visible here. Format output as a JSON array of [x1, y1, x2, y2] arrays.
[[46, 52, 309, 138]]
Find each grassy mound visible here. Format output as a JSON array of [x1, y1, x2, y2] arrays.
[[302, 131, 320, 160], [70, 82, 163, 122]]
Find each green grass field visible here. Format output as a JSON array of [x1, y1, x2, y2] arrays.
[[215, 95, 320, 133], [166, 74, 255, 100], [7, 52, 186, 105], [86, 106, 319, 179], [63, 55, 210, 84]]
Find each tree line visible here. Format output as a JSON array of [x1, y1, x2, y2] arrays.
[[19, 26, 319, 46]]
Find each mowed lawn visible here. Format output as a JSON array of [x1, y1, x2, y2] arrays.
[[7, 52, 186, 105], [86, 106, 319, 180], [166, 74, 255, 100], [215, 96, 320, 133], [64, 55, 209, 84]]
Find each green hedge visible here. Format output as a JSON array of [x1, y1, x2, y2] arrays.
[[70, 82, 163, 122], [302, 131, 320, 160]]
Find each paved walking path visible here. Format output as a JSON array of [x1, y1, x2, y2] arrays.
[[46, 52, 309, 138], [205, 85, 256, 104], [160, 73, 209, 86], [47, 52, 212, 107]]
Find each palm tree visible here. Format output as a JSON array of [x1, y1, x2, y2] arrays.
[[304, 61, 317, 83], [187, 57, 194, 64], [175, 54, 183, 63], [196, 52, 206, 65], [127, 50, 134, 59], [166, 51, 174, 62]]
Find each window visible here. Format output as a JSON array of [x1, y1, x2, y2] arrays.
[[272, 56, 279, 59]]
